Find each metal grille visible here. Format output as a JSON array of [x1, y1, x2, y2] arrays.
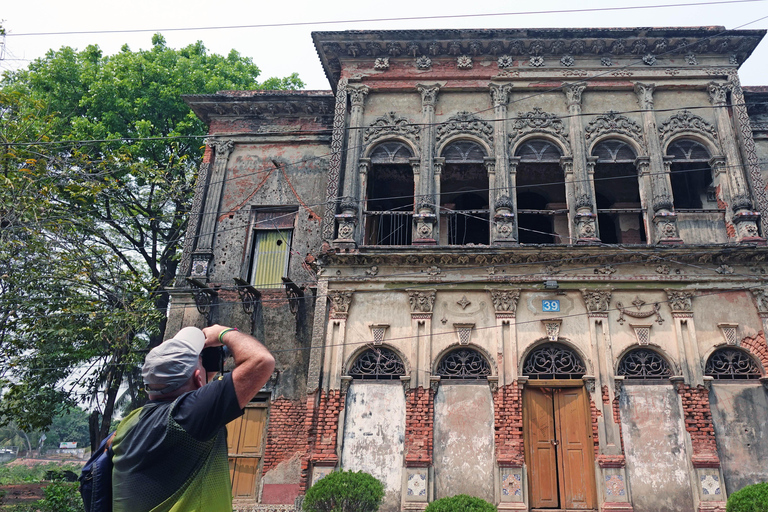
[[349, 347, 405, 380], [705, 348, 761, 380], [436, 349, 491, 379], [370, 141, 413, 163], [593, 139, 637, 162], [443, 141, 486, 163], [515, 140, 563, 162], [522, 344, 586, 379], [617, 349, 672, 379]]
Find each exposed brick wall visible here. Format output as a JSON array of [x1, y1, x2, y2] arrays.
[[613, 395, 625, 453], [675, 382, 720, 467], [493, 382, 524, 467], [300, 389, 345, 491], [404, 386, 434, 466], [589, 394, 601, 456], [263, 398, 307, 475], [741, 330, 768, 371], [601, 385, 611, 405]]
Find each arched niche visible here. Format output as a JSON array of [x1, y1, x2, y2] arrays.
[[364, 140, 415, 246]]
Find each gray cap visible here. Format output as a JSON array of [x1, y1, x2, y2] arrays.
[[142, 327, 206, 395]]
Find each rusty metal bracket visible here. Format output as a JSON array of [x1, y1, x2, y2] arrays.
[[187, 278, 218, 325], [234, 277, 261, 333], [282, 277, 304, 316]]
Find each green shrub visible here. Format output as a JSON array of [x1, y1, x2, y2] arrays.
[[303, 470, 384, 512], [727, 482, 768, 512], [425, 494, 497, 512], [38, 481, 84, 512]]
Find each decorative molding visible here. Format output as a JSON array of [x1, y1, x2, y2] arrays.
[[416, 55, 432, 70], [658, 110, 718, 144], [363, 112, 420, 144], [454, 323, 475, 345], [508, 107, 570, 151], [585, 111, 644, 145], [322, 78, 349, 242], [563, 83, 586, 106], [707, 82, 730, 106], [489, 289, 521, 316], [490, 84, 513, 107], [456, 55, 473, 69], [617, 297, 663, 325], [417, 84, 440, 108], [750, 288, 768, 314], [634, 82, 655, 110], [581, 289, 612, 316], [374, 57, 389, 70], [435, 111, 494, 145], [407, 289, 437, 314], [542, 318, 562, 342], [718, 323, 739, 346], [370, 324, 389, 345], [347, 85, 369, 108], [665, 289, 694, 314]]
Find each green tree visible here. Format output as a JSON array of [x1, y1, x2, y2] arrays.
[[0, 35, 303, 447]]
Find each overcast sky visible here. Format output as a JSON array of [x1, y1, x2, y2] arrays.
[[2, 0, 767, 90]]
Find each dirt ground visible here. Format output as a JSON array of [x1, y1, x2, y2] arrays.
[[0, 482, 47, 508]]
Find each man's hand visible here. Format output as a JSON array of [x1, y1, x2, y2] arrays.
[[202, 325, 227, 348]]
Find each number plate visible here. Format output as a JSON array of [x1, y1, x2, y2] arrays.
[[542, 300, 560, 312]]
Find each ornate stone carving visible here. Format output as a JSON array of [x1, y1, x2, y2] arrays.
[[374, 57, 389, 70], [601, 57, 613, 66], [686, 54, 698, 65], [322, 78, 348, 241], [490, 84, 513, 107], [542, 319, 562, 342], [575, 212, 598, 240], [347, 85, 369, 108], [560, 55, 575, 67], [658, 110, 718, 143], [456, 55, 473, 69], [416, 55, 432, 70], [363, 112, 420, 144], [407, 289, 436, 313], [529, 56, 545, 67], [435, 111, 494, 145], [708, 82, 730, 106], [498, 55, 514, 68], [642, 54, 657, 66], [616, 297, 663, 325], [750, 288, 768, 314], [585, 111, 643, 145], [329, 291, 353, 318], [417, 84, 440, 107], [509, 108, 570, 151], [489, 289, 521, 315], [634, 82, 655, 110], [665, 289, 694, 313], [563, 83, 586, 106], [206, 138, 235, 157], [581, 289, 612, 315], [653, 213, 680, 241]]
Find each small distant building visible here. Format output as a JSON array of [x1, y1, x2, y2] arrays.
[[170, 26, 768, 512]]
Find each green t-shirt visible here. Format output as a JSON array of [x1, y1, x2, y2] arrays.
[[112, 374, 243, 512]]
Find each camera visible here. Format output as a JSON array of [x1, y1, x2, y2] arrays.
[[201, 346, 225, 373]]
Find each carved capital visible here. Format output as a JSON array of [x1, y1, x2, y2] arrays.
[[750, 288, 768, 314], [407, 289, 436, 313], [490, 84, 513, 107], [665, 289, 694, 314], [328, 290, 353, 318], [581, 289, 612, 315], [347, 85, 370, 108], [708, 82, 730, 106], [563, 83, 586, 107], [489, 289, 521, 316], [417, 84, 440, 108], [206, 139, 235, 158], [634, 82, 656, 110]]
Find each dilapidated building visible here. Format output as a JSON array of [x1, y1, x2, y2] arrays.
[[168, 26, 768, 512]]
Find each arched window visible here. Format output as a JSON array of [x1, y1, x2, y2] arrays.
[[704, 348, 762, 380], [523, 343, 586, 379], [617, 348, 672, 379], [592, 140, 646, 244], [440, 141, 490, 245], [348, 347, 406, 380], [365, 141, 414, 246], [436, 348, 492, 379], [667, 139, 715, 210], [514, 140, 567, 244]]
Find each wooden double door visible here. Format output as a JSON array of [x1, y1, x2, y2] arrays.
[[524, 385, 597, 511], [227, 404, 267, 499]]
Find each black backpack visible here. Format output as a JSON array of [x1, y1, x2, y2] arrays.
[[79, 432, 116, 512]]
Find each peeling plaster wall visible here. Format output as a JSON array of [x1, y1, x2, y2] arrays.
[[433, 383, 494, 501], [620, 384, 694, 512], [710, 383, 768, 495], [341, 382, 405, 512]]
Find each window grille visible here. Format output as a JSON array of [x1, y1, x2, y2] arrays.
[[349, 347, 406, 380], [436, 348, 491, 379], [617, 349, 672, 379], [443, 141, 486, 163], [704, 348, 761, 380], [370, 141, 413, 163], [515, 140, 562, 162], [522, 344, 586, 379], [667, 139, 711, 161], [593, 140, 637, 163]]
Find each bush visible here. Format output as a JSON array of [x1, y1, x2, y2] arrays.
[[727, 482, 768, 512], [425, 494, 497, 512], [303, 470, 384, 512]]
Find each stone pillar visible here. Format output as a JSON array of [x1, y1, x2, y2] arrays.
[[509, 158, 521, 243], [415, 84, 440, 245], [491, 85, 516, 246], [402, 289, 436, 510], [708, 82, 765, 244], [192, 139, 234, 277], [322, 78, 349, 242], [564, 84, 599, 244], [634, 83, 682, 244], [750, 287, 768, 334], [334, 84, 369, 248], [666, 290, 702, 385], [324, 291, 352, 391]]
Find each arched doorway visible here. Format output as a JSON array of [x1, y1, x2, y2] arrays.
[[522, 343, 597, 511]]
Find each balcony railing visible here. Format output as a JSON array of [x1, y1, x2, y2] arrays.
[[364, 211, 412, 246]]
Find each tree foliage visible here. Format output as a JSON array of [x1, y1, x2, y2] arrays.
[[0, 35, 303, 446], [303, 470, 384, 512], [727, 482, 768, 512], [424, 494, 498, 512]]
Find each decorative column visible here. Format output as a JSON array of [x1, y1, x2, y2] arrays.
[[191, 139, 234, 278], [403, 289, 436, 510], [634, 83, 682, 244], [334, 84, 369, 248], [488, 289, 526, 510], [322, 78, 349, 242], [750, 287, 768, 334], [491, 84, 516, 246], [728, 70, 768, 236], [414, 85, 440, 245], [708, 82, 765, 244], [564, 84, 599, 244]]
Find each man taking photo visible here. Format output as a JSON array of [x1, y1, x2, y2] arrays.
[[111, 324, 275, 512]]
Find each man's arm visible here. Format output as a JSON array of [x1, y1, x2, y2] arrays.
[[202, 325, 276, 409]]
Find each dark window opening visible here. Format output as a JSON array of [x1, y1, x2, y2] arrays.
[[515, 140, 566, 244], [441, 141, 489, 245], [667, 139, 715, 211], [365, 142, 414, 246], [593, 140, 646, 244]]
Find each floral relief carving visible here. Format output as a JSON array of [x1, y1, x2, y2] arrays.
[[328, 291, 353, 318], [416, 55, 432, 70], [489, 289, 521, 315], [508, 107, 570, 150], [658, 110, 718, 143], [374, 57, 390, 70], [750, 288, 768, 314], [407, 289, 436, 313], [498, 55, 515, 68], [560, 55, 575, 67], [456, 55, 473, 69], [585, 111, 644, 144], [529, 56, 545, 67], [435, 111, 494, 145], [665, 289, 694, 313], [363, 112, 420, 144], [581, 289, 612, 315]]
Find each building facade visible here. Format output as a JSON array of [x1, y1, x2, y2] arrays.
[[170, 27, 768, 512]]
